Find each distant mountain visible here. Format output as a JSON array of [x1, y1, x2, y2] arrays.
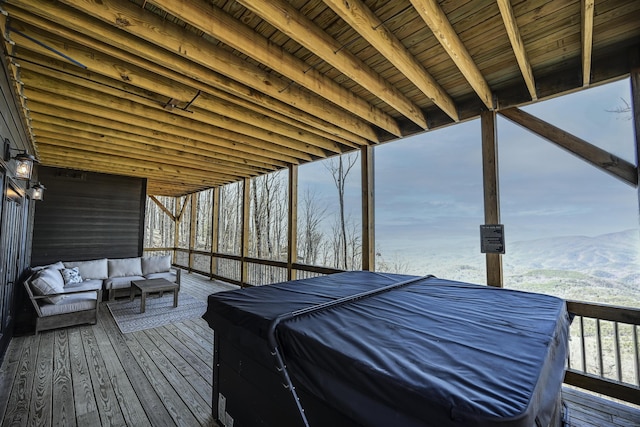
[[398, 229, 640, 307], [506, 229, 639, 275]]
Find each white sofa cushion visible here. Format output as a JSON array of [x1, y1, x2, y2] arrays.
[[105, 275, 145, 290], [144, 271, 176, 282], [142, 255, 171, 275], [62, 279, 103, 293], [31, 261, 65, 272], [65, 259, 108, 280], [39, 292, 97, 316], [30, 268, 66, 304], [108, 257, 143, 278]]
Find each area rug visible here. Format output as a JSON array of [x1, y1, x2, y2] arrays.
[[106, 293, 207, 334]]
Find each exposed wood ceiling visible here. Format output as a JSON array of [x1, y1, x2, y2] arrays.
[[1, 0, 638, 196]]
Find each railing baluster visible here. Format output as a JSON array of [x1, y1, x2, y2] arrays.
[[596, 319, 603, 377], [614, 321, 622, 382], [580, 316, 586, 372], [635, 324, 639, 387]]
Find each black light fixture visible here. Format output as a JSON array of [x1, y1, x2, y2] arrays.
[[4, 138, 39, 180], [30, 182, 45, 201], [14, 151, 37, 180]]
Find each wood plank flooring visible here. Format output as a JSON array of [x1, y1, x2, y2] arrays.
[[1, 272, 639, 426], [0, 272, 237, 427]]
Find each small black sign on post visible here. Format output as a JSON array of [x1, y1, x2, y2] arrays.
[[480, 224, 505, 254]]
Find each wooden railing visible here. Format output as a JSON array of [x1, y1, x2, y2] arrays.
[[144, 247, 342, 287], [564, 300, 640, 405], [144, 247, 640, 406]]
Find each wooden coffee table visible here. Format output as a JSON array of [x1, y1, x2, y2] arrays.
[[130, 278, 179, 313]]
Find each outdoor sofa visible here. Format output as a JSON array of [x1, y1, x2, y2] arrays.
[[24, 255, 180, 334]]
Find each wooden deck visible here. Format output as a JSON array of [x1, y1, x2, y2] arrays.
[[1, 272, 639, 426]]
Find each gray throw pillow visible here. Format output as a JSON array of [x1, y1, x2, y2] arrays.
[[61, 267, 83, 286]]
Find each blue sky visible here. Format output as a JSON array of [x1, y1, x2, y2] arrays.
[[298, 78, 637, 266]]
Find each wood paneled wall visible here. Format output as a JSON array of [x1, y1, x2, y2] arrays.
[[0, 41, 35, 360], [31, 167, 146, 266]]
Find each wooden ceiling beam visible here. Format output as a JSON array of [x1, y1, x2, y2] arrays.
[[500, 107, 637, 187], [30, 111, 282, 171], [27, 94, 310, 167], [12, 2, 368, 147], [18, 62, 328, 159], [20, 69, 300, 165], [146, 0, 402, 136], [26, 92, 312, 167], [581, 0, 595, 86], [321, 0, 458, 123], [38, 139, 242, 184], [28, 0, 383, 141], [10, 27, 346, 154], [235, 0, 428, 130], [410, 0, 494, 109], [147, 187, 203, 198], [42, 0, 388, 142], [39, 153, 229, 187], [496, 0, 537, 100], [21, 74, 318, 161], [35, 127, 267, 177], [38, 150, 236, 185]]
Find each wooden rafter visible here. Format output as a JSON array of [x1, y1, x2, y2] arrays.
[[29, 105, 293, 168], [500, 107, 638, 187], [582, 0, 595, 86], [12, 0, 380, 143], [496, 0, 537, 100], [0, 0, 636, 197], [24, 82, 316, 161], [10, 25, 346, 154], [40, 154, 229, 187], [410, 0, 494, 109], [135, 0, 402, 137], [235, 0, 428, 130], [18, 59, 328, 160], [322, 0, 458, 123], [6, 3, 367, 148]]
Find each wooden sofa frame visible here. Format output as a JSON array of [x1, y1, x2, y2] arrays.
[[23, 281, 102, 335]]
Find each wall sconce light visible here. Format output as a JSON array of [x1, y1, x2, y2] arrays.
[[14, 151, 38, 180], [4, 138, 39, 180], [30, 182, 45, 201]]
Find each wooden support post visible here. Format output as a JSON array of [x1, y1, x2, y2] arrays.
[[481, 110, 503, 287], [631, 51, 640, 216], [361, 145, 375, 271], [241, 178, 250, 287], [210, 187, 220, 278], [288, 165, 298, 281], [189, 193, 197, 273], [173, 196, 180, 265]]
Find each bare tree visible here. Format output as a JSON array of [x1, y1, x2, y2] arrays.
[[324, 152, 358, 270], [376, 249, 410, 273], [346, 215, 362, 269], [298, 187, 327, 265], [605, 97, 631, 120], [219, 181, 242, 254], [250, 171, 287, 260]]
